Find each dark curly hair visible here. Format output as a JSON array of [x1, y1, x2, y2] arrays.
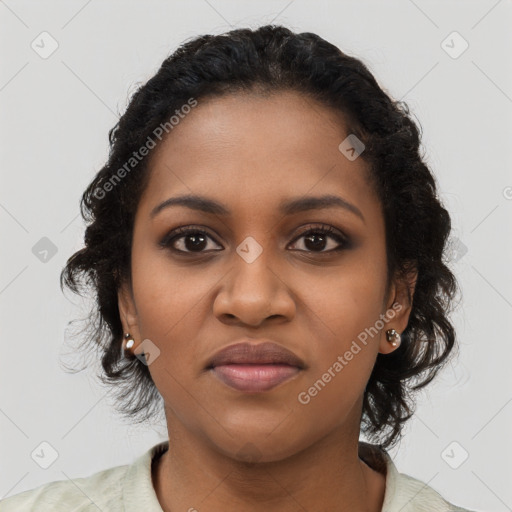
[[60, 24, 460, 449]]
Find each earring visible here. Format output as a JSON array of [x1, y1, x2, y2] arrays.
[[386, 329, 401, 348], [123, 333, 135, 357]]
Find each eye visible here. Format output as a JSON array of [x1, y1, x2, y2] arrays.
[[288, 224, 349, 253], [160, 223, 349, 255], [159, 227, 222, 254]]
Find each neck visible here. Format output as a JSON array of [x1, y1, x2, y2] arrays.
[[152, 412, 386, 512]]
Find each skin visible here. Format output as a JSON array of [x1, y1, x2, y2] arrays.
[[117, 90, 417, 512]]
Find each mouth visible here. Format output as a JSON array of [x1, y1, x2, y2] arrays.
[[206, 341, 305, 393], [210, 363, 301, 392]]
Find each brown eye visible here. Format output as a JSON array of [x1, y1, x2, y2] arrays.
[[288, 225, 349, 253], [160, 228, 222, 253], [160, 224, 349, 256]]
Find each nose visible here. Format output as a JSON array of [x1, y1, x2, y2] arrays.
[[213, 252, 296, 328]]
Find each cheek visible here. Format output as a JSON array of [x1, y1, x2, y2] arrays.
[[129, 240, 223, 363], [296, 250, 386, 394], [129, 245, 212, 412], [303, 250, 387, 345], [294, 286, 383, 431]]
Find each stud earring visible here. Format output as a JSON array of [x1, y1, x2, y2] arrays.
[[386, 329, 401, 348], [123, 333, 135, 357]]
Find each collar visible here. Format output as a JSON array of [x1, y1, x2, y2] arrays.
[[122, 440, 406, 511]]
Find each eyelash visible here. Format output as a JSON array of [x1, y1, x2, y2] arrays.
[[159, 224, 349, 255]]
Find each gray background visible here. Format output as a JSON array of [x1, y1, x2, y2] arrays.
[[1, 1, 511, 510]]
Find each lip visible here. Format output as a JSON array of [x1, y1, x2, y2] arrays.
[[206, 340, 306, 393], [207, 341, 306, 368], [211, 364, 301, 392]]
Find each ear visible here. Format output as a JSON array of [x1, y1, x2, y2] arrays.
[[117, 278, 143, 356], [379, 263, 418, 355]]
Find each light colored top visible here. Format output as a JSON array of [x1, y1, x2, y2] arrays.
[[0, 440, 477, 511]]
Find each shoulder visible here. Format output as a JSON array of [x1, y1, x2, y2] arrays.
[[389, 470, 478, 512], [0, 463, 128, 511], [358, 441, 478, 512], [0, 441, 169, 512]]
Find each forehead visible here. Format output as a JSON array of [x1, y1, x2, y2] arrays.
[[138, 90, 379, 220]]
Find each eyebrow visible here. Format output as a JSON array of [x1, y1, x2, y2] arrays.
[[150, 194, 365, 223]]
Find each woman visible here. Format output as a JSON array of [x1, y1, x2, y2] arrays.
[[1, 24, 477, 511]]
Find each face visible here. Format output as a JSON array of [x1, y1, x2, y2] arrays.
[[118, 90, 416, 462]]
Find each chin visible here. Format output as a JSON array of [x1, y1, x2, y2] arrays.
[[206, 423, 311, 464]]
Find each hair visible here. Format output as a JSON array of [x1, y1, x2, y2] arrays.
[[60, 24, 460, 449]]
